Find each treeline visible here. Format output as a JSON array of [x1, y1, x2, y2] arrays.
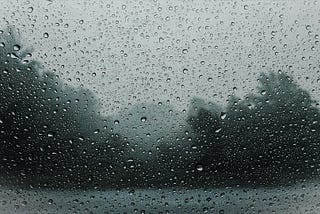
[[1, 28, 320, 189], [187, 72, 320, 186]]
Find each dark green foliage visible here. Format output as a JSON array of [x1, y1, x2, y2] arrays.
[[0, 28, 125, 189], [188, 71, 320, 186]]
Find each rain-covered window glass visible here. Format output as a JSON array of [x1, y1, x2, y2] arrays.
[[1, 1, 320, 213]]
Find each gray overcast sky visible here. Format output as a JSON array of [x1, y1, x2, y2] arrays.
[[1, 0, 320, 116]]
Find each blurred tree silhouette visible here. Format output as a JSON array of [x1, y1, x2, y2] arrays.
[[1, 26, 320, 189], [0, 28, 125, 189], [188, 71, 320, 186]]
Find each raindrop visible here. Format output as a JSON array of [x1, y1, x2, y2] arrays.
[[196, 164, 204, 171], [220, 112, 226, 120], [13, 45, 20, 51], [140, 117, 147, 122], [27, 7, 33, 13], [48, 199, 54, 205], [9, 53, 19, 59]]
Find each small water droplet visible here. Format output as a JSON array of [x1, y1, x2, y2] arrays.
[[43, 33, 49, 38], [13, 45, 20, 51], [182, 68, 188, 74], [215, 128, 222, 133], [47, 132, 54, 137], [27, 7, 33, 13], [220, 112, 226, 120], [140, 117, 147, 122], [48, 199, 54, 205], [196, 164, 204, 171], [9, 53, 19, 59]]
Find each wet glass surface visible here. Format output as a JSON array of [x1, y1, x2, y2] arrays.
[[1, 1, 320, 213]]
